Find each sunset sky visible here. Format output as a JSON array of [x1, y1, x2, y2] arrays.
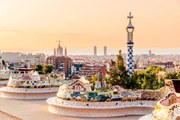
[[0, 0, 179, 55]]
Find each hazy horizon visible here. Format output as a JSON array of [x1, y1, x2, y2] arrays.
[[1, 48, 180, 56]]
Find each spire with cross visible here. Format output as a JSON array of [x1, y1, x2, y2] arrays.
[[126, 12, 135, 76], [128, 12, 133, 23], [127, 12, 134, 28]]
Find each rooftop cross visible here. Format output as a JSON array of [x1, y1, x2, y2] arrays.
[[127, 12, 133, 24]]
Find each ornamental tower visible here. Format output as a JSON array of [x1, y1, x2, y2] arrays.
[[126, 12, 134, 76], [57, 41, 63, 56]]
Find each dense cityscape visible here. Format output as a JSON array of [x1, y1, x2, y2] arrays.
[[0, 24, 180, 119], [0, 1, 180, 120], [1, 46, 180, 79]]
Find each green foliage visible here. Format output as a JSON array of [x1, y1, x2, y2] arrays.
[[89, 73, 108, 90], [107, 54, 165, 89], [34, 64, 44, 74], [34, 64, 54, 74], [126, 72, 138, 89], [91, 85, 95, 91], [43, 64, 54, 74], [107, 50, 129, 88], [34, 64, 43, 71], [165, 72, 179, 79], [159, 78, 165, 88], [89, 74, 98, 84], [50, 73, 58, 79], [130, 66, 165, 90], [38, 71, 45, 74], [177, 72, 180, 79], [98, 86, 109, 92], [146, 66, 164, 74]]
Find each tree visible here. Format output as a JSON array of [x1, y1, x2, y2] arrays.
[[146, 66, 164, 74], [34, 64, 44, 74], [128, 72, 139, 89], [107, 51, 166, 90], [165, 72, 178, 79], [130, 65, 165, 90], [89, 74, 98, 84], [34, 64, 43, 71], [158, 78, 165, 89], [141, 78, 148, 89], [177, 72, 180, 79], [107, 50, 129, 88], [43, 64, 54, 74]]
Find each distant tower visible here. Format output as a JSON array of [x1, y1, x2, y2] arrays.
[[94, 46, 97, 56], [0, 51, 2, 69], [65, 47, 67, 57], [57, 41, 63, 56], [104, 46, 107, 56], [126, 12, 135, 76], [54, 48, 56, 56], [149, 50, 152, 56]]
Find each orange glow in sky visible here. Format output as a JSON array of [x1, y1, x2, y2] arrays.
[[0, 0, 179, 53]]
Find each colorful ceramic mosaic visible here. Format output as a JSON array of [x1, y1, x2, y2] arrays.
[[152, 92, 180, 120], [7, 71, 62, 88]]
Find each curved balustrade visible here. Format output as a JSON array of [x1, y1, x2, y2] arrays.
[[0, 87, 59, 99], [46, 97, 156, 117]]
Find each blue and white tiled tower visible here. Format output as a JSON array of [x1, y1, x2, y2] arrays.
[[126, 12, 134, 76]]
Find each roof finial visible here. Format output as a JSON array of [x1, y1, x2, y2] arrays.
[[57, 40, 61, 47], [127, 12, 134, 28], [127, 12, 133, 24]]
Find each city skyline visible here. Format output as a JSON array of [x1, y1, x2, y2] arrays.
[[0, 0, 179, 54], [1, 48, 180, 56], [0, 1, 180, 120]]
